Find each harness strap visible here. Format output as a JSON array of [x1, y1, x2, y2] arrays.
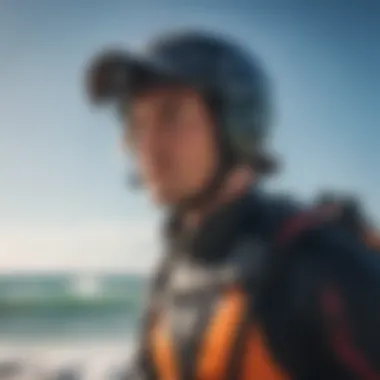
[[222, 207, 333, 380], [276, 206, 334, 245]]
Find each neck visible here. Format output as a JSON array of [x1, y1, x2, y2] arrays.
[[182, 166, 255, 230]]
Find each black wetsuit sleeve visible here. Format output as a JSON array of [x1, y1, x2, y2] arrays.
[[124, 257, 171, 380], [293, 233, 380, 379]]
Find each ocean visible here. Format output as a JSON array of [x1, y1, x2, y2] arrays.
[[0, 273, 147, 379]]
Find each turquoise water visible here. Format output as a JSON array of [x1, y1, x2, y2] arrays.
[[0, 274, 146, 342]]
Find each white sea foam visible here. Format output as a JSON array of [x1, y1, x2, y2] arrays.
[[0, 338, 135, 379]]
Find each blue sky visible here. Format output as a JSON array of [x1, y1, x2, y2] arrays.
[[0, 1, 379, 271]]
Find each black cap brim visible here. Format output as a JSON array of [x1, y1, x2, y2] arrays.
[[86, 49, 183, 104]]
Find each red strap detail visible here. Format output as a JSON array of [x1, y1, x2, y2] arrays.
[[276, 206, 333, 245], [321, 287, 380, 380]]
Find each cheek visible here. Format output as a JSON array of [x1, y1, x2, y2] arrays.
[[175, 129, 217, 182]]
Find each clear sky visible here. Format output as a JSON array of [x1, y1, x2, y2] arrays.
[[0, 0, 379, 272]]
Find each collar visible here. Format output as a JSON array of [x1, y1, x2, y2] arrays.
[[164, 187, 260, 263]]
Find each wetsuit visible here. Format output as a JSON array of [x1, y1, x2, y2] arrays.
[[364, 231, 380, 252], [126, 189, 380, 380]]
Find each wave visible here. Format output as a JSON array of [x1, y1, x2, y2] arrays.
[[0, 295, 142, 316], [0, 275, 146, 342]]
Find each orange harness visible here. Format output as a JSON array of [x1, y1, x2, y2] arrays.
[[149, 287, 289, 380], [148, 207, 335, 380]]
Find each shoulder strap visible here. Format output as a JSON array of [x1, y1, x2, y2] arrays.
[[276, 206, 336, 246], [223, 206, 334, 379], [255, 206, 336, 293]]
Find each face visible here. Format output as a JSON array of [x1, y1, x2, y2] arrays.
[[125, 86, 218, 205]]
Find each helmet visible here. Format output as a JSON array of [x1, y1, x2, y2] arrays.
[[86, 30, 277, 207], [87, 30, 276, 171]]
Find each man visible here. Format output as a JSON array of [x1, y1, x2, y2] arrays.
[[86, 30, 380, 379]]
